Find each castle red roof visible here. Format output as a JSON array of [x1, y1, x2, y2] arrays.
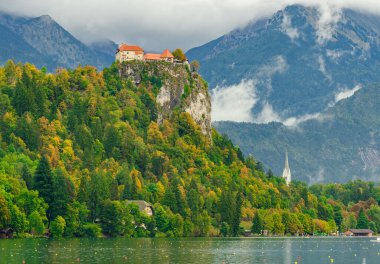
[[144, 53, 161, 61], [118, 44, 144, 52], [161, 49, 174, 58]]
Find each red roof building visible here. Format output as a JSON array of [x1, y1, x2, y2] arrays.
[[161, 49, 174, 58], [116, 43, 145, 62], [116, 43, 177, 64], [160, 49, 174, 62], [117, 44, 144, 52], [144, 53, 162, 61]]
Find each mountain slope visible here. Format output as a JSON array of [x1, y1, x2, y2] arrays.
[[214, 82, 380, 183], [89, 40, 118, 58], [0, 12, 114, 70], [187, 5, 380, 119], [0, 23, 51, 67]]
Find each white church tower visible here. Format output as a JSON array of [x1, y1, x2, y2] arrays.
[[282, 151, 291, 185]]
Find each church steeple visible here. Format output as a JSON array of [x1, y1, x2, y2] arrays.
[[282, 151, 291, 185]]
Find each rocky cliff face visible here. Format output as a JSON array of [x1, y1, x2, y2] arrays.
[[118, 61, 212, 139]]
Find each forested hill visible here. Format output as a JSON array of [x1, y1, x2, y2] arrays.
[[0, 61, 380, 238]]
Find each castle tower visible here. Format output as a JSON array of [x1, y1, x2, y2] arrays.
[[282, 151, 291, 185]]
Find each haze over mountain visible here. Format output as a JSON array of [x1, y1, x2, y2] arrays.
[[215, 82, 380, 183], [0, 12, 115, 70], [187, 4, 380, 183]]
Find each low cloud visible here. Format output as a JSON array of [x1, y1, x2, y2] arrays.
[[281, 14, 299, 41], [315, 3, 342, 45], [307, 167, 326, 184], [255, 55, 288, 96], [211, 56, 287, 123], [254, 102, 282, 123], [211, 80, 257, 122], [212, 79, 331, 126], [257, 56, 288, 78], [283, 113, 325, 126], [326, 49, 345, 60], [211, 54, 327, 127], [252, 103, 328, 126], [334, 85, 362, 103], [318, 55, 333, 82]]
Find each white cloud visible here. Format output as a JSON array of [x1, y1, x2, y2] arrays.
[[315, 3, 342, 45], [211, 80, 257, 122], [255, 55, 288, 96], [307, 167, 326, 184], [283, 113, 323, 126], [326, 49, 345, 60], [2, 0, 380, 51], [254, 102, 282, 124], [0, 0, 290, 51], [281, 14, 299, 41], [211, 56, 288, 123], [334, 85, 362, 102], [212, 76, 331, 126], [252, 103, 328, 127], [258, 56, 288, 76], [318, 55, 332, 82]]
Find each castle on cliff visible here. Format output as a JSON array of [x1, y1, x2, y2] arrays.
[[115, 43, 176, 63]]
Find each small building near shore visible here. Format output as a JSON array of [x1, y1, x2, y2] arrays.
[[127, 200, 154, 216], [0, 228, 14, 239], [345, 229, 374, 237]]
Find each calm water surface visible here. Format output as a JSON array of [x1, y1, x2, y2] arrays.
[[1, 237, 380, 264]]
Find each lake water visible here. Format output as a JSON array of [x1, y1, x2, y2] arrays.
[[1, 237, 380, 263]]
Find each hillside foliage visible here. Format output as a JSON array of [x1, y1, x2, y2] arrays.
[[0, 61, 379, 237]]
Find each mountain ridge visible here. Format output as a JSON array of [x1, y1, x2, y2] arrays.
[[187, 4, 380, 119], [188, 4, 380, 183], [0, 11, 115, 70]]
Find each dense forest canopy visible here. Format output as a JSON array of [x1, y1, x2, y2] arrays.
[[0, 61, 379, 238]]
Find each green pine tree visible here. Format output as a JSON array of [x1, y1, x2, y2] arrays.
[[21, 164, 33, 189], [33, 156, 54, 223], [251, 211, 263, 234], [356, 208, 369, 229], [333, 206, 344, 232], [231, 192, 242, 236], [50, 169, 74, 220]]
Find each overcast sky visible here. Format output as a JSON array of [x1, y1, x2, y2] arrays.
[[1, 0, 380, 51]]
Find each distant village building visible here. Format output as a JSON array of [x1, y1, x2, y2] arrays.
[[115, 44, 144, 62], [127, 200, 154, 216], [282, 151, 291, 185], [345, 229, 374, 237], [115, 43, 175, 63]]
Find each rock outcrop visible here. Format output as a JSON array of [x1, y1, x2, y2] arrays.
[[118, 61, 212, 139]]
